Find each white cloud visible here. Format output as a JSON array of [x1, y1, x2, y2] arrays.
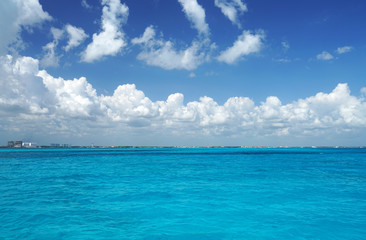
[[13, 0, 52, 26], [40, 24, 88, 67], [136, 41, 205, 70], [316, 47, 352, 61], [40, 27, 64, 68], [275, 58, 291, 63], [81, 0, 129, 62], [131, 26, 156, 45], [38, 70, 101, 118], [2, 54, 366, 145], [132, 26, 208, 70], [217, 30, 264, 64], [0, 0, 51, 54], [336, 46, 353, 54], [40, 42, 60, 67], [64, 24, 88, 51], [81, 0, 91, 9], [50, 27, 64, 41], [282, 41, 290, 51], [1, 54, 366, 145], [214, 0, 247, 27], [189, 72, 196, 78], [177, 0, 209, 36], [101, 84, 159, 124], [132, 2, 213, 71], [317, 51, 334, 60], [361, 87, 366, 97], [0, 55, 49, 114], [205, 71, 218, 76]]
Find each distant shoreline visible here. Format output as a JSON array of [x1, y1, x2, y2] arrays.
[[1, 146, 365, 149]]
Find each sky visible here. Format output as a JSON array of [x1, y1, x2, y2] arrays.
[[0, 0, 365, 146]]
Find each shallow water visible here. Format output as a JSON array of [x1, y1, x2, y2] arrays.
[[1, 148, 366, 239]]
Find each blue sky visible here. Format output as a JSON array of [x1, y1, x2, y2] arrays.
[[0, 0, 365, 146]]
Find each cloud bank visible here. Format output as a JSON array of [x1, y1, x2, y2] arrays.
[[1, 0, 364, 146], [1, 54, 365, 145]]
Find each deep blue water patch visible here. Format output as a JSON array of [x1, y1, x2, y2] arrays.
[[1, 148, 366, 239]]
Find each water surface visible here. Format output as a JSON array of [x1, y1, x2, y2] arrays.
[[1, 148, 365, 239]]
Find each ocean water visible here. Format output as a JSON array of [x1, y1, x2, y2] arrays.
[[0, 148, 365, 240]]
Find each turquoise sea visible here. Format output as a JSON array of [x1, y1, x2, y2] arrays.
[[0, 148, 365, 239]]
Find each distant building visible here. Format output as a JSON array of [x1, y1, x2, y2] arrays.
[[14, 141, 22, 148], [7, 140, 39, 148], [50, 143, 71, 148], [22, 142, 36, 148]]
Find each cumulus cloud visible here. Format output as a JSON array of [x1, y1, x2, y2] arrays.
[[0, 55, 49, 114], [214, 0, 247, 27], [1, 54, 366, 145], [217, 30, 264, 64], [64, 24, 88, 51], [317, 51, 334, 61], [38, 70, 101, 118], [177, 0, 209, 36], [336, 46, 353, 54], [0, 0, 51, 54], [101, 84, 159, 125], [132, 26, 208, 70], [81, 0, 129, 62]]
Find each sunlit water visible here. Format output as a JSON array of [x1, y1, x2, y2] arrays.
[[1, 148, 366, 239]]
